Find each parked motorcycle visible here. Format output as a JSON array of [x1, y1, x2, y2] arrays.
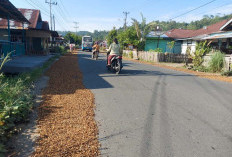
[[107, 53, 123, 74]]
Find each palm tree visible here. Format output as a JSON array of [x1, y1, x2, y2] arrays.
[[131, 13, 159, 42]]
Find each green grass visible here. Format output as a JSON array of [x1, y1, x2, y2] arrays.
[[208, 51, 225, 73], [0, 50, 63, 153]]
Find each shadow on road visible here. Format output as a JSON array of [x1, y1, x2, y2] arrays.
[[78, 52, 192, 90]]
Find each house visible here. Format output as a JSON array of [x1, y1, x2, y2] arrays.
[[0, 8, 50, 56], [145, 31, 182, 53], [180, 19, 229, 54], [0, 0, 30, 57], [145, 19, 230, 54], [202, 19, 232, 54]]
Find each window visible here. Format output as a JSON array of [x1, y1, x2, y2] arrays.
[[187, 40, 192, 45]]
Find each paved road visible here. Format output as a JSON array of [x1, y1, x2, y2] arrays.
[[78, 51, 232, 157]]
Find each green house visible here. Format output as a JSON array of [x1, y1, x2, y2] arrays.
[[145, 32, 182, 53]]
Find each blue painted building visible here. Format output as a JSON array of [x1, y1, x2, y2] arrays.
[[145, 31, 182, 53]]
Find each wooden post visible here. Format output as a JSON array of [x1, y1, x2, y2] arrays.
[[7, 15, 11, 55]]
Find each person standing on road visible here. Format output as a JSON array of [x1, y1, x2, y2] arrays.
[[107, 38, 121, 66]]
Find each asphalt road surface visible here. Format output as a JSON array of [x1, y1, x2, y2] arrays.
[[78, 51, 232, 157]]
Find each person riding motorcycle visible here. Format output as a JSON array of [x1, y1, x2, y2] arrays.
[[107, 38, 121, 66], [92, 42, 100, 58]]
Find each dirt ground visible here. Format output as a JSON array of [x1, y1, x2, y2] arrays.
[[124, 57, 232, 83], [32, 53, 100, 156]]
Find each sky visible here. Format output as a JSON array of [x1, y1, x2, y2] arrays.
[[10, 0, 232, 32]]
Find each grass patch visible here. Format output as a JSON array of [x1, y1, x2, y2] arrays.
[[0, 53, 61, 153]]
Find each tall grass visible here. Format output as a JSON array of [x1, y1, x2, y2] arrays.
[[209, 51, 225, 72], [0, 53, 60, 153]]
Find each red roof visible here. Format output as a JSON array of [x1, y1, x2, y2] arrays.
[[165, 29, 196, 39], [165, 19, 230, 39], [0, 8, 49, 30]]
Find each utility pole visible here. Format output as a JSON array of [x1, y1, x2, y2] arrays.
[[73, 22, 79, 35], [53, 14, 55, 31], [45, 0, 57, 31], [123, 11, 129, 31]]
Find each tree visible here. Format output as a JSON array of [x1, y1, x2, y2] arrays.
[[131, 13, 157, 42], [117, 27, 139, 49], [106, 27, 117, 45], [64, 32, 81, 45]]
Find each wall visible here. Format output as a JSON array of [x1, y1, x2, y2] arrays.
[[181, 40, 197, 54], [203, 54, 232, 71], [123, 50, 188, 63], [145, 38, 182, 54]]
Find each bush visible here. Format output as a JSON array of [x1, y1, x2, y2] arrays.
[[154, 48, 162, 53], [192, 41, 211, 67], [221, 71, 232, 76], [209, 51, 225, 72], [192, 65, 209, 72], [129, 51, 133, 58], [0, 55, 59, 153]]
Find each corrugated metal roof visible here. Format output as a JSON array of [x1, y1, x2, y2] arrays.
[[0, 0, 29, 23], [203, 31, 232, 40], [0, 8, 49, 30], [146, 31, 169, 38]]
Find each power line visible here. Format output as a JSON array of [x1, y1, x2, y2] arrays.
[[58, 0, 71, 17], [195, 2, 232, 16], [170, 0, 217, 21]]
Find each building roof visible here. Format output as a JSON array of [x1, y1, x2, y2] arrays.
[[220, 19, 232, 31], [203, 31, 232, 40], [146, 31, 169, 38], [0, 8, 49, 30], [165, 29, 196, 39], [0, 0, 29, 23], [164, 19, 230, 40]]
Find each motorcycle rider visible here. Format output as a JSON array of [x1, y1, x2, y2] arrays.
[[92, 42, 100, 58], [107, 38, 121, 66]]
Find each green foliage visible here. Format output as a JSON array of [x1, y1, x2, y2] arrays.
[[209, 51, 225, 72], [0, 55, 59, 153], [106, 28, 117, 45], [167, 41, 175, 50], [64, 32, 81, 45], [131, 13, 157, 42], [192, 65, 209, 72], [154, 48, 163, 53], [192, 41, 211, 67], [54, 46, 67, 55], [148, 14, 232, 31], [186, 46, 192, 57], [0, 53, 11, 71], [117, 27, 139, 49], [129, 51, 133, 59], [221, 71, 232, 76]]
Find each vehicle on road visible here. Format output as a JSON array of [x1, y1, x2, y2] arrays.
[[92, 49, 99, 60], [107, 52, 123, 74], [82, 36, 93, 51]]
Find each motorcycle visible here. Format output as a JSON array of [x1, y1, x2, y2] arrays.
[[107, 53, 123, 74], [92, 49, 99, 60]]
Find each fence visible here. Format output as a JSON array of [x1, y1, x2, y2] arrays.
[[123, 50, 189, 63], [0, 41, 25, 57], [157, 53, 188, 63]]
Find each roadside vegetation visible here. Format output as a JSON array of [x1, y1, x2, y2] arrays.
[[0, 47, 67, 154]]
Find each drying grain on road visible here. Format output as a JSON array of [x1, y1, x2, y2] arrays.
[[32, 53, 100, 156]]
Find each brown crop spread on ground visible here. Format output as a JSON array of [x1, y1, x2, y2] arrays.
[[124, 57, 232, 83], [32, 53, 100, 156]]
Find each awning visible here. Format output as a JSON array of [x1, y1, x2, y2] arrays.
[[203, 31, 232, 40], [0, 0, 30, 23]]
